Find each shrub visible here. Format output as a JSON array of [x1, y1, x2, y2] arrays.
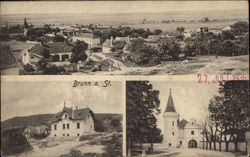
[[1, 127, 33, 156]]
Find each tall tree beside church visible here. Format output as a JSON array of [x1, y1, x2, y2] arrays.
[[209, 81, 249, 152], [126, 81, 161, 155]]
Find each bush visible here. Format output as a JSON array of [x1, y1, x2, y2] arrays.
[[104, 134, 122, 157], [1, 127, 33, 156]]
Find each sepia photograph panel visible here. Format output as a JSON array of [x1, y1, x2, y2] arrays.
[[0, 1, 249, 75], [1, 80, 124, 157], [126, 80, 249, 157]]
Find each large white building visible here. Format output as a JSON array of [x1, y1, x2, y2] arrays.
[[72, 33, 100, 48], [163, 89, 202, 148], [50, 106, 95, 137]]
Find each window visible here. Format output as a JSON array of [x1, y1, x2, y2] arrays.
[[77, 123, 80, 129], [67, 124, 70, 129], [172, 121, 174, 126], [31, 56, 34, 59], [67, 134, 69, 136], [54, 125, 57, 130], [63, 134, 65, 136], [180, 141, 182, 145], [172, 132, 174, 136], [54, 134, 56, 137], [191, 130, 194, 135], [77, 133, 80, 136], [63, 124, 65, 129], [65, 115, 67, 119], [169, 143, 171, 146]]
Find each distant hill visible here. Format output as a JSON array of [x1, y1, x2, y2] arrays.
[[1, 113, 122, 132]]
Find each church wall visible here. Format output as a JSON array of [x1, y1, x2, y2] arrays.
[[163, 113, 179, 147]]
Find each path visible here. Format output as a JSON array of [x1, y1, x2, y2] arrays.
[[157, 148, 237, 157]]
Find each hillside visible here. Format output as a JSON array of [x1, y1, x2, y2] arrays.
[[1, 113, 122, 131]]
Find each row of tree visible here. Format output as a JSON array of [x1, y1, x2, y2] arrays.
[[200, 81, 249, 152]]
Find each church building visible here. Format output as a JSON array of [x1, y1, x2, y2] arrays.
[[163, 89, 202, 148]]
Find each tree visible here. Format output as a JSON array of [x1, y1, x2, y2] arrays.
[[232, 21, 249, 35], [23, 64, 35, 73], [209, 81, 250, 152], [126, 81, 161, 155], [70, 41, 88, 63], [221, 31, 235, 40], [176, 27, 185, 33], [154, 29, 163, 35]]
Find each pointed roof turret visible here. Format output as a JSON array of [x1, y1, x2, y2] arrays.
[[165, 88, 176, 112]]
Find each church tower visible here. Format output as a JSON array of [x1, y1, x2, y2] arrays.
[[163, 89, 179, 147]]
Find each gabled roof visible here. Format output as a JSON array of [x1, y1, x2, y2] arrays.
[[165, 89, 176, 112], [177, 119, 189, 128], [102, 39, 111, 48], [50, 107, 94, 123], [0, 45, 19, 69], [29, 42, 74, 55]]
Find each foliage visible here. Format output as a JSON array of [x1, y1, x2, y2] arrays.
[[221, 31, 235, 40], [104, 133, 122, 157], [126, 81, 161, 151], [232, 21, 249, 35], [208, 81, 250, 152], [70, 41, 88, 63], [23, 64, 35, 73], [1, 127, 33, 156], [176, 27, 185, 33]]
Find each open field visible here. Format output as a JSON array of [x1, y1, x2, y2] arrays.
[[78, 54, 249, 75], [1, 10, 248, 31]]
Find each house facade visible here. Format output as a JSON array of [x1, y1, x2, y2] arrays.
[[163, 89, 202, 148], [72, 33, 100, 48], [22, 42, 74, 65], [50, 106, 95, 137]]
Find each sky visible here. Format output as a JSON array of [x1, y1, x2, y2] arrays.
[[150, 81, 220, 131], [0, 1, 248, 15], [1, 81, 123, 121]]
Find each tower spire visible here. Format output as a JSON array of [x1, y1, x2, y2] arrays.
[[165, 88, 176, 112]]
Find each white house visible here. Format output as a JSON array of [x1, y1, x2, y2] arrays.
[[50, 106, 95, 137], [22, 41, 74, 65], [163, 89, 202, 148], [222, 25, 233, 31], [72, 33, 100, 48]]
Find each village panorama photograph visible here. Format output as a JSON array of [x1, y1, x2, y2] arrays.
[[1, 80, 123, 157], [0, 1, 249, 75], [126, 80, 250, 157]]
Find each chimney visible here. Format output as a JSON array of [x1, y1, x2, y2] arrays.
[[110, 36, 113, 47]]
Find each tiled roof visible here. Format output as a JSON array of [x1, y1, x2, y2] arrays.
[[0, 45, 19, 69], [177, 119, 189, 128], [50, 107, 94, 123], [165, 89, 176, 112], [29, 42, 74, 55]]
